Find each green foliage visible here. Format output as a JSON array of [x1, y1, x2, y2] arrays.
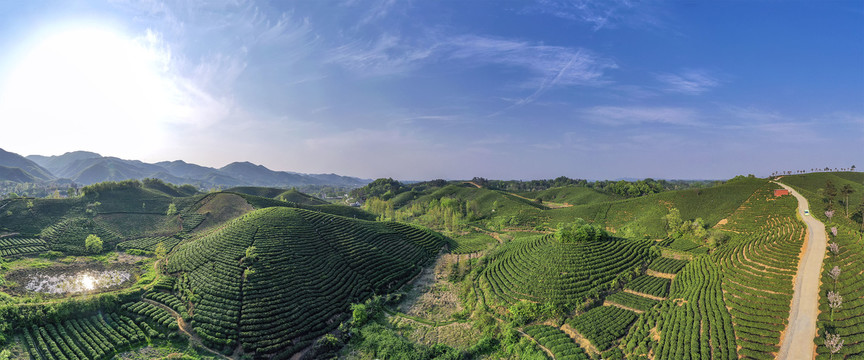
[[351, 323, 467, 360], [84, 234, 103, 254], [507, 300, 542, 326], [18, 312, 158, 360], [554, 221, 607, 242], [163, 207, 444, 357], [647, 257, 689, 274], [166, 203, 177, 216], [780, 172, 864, 358], [450, 232, 496, 254], [154, 242, 167, 259], [234, 192, 377, 220], [350, 178, 404, 201], [122, 301, 178, 330], [352, 303, 369, 326], [568, 306, 638, 350], [117, 236, 180, 253], [478, 234, 653, 310], [40, 218, 119, 254], [524, 325, 589, 359], [605, 292, 659, 312], [625, 275, 670, 298], [0, 237, 48, 257], [81, 180, 143, 197]]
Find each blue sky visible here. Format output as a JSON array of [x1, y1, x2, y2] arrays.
[[0, 0, 861, 180]]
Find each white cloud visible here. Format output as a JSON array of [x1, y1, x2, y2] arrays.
[[579, 106, 700, 126], [656, 69, 720, 95]]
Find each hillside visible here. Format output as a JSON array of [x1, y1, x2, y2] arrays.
[[0, 148, 54, 182], [477, 234, 654, 308], [1, 173, 860, 360], [164, 207, 445, 357], [225, 187, 331, 206], [7, 148, 369, 188], [0, 165, 40, 183], [776, 172, 864, 359]]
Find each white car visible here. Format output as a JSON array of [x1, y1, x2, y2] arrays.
[[803, 209, 810, 216]]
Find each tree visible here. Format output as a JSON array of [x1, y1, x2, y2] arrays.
[[825, 332, 844, 359], [840, 184, 855, 217], [351, 303, 368, 326], [85, 234, 103, 254], [664, 208, 683, 235], [166, 203, 177, 216], [825, 180, 838, 210], [828, 290, 843, 321], [828, 266, 841, 288], [828, 242, 840, 256]]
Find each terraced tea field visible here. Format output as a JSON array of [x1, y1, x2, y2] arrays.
[[165, 207, 445, 357]]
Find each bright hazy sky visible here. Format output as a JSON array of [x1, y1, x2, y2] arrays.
[[0, 1, 862, 180]]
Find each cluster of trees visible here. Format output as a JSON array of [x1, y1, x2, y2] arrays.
[[473, 176, 714, 197], [80, 180, 142, 197], [508, 300, 561, 326], [554, 221, 608, 242], [0, 181, 78, 200], [349, 178, 404, 201], [664, 208, 729, 248], [364, 196, 480, 233]]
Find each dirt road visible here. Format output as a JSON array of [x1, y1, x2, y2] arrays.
[[775, 182, 827, 360]]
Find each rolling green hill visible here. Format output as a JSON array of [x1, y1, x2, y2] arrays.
[[3, 173, 860, 359], [516, 186, 614, 206], [476, 234, 654, 309], [164, 207, 445, 357], [541, 176, 766, 238]]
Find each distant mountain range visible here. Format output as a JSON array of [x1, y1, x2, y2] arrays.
[[0, 148, 369, 188]]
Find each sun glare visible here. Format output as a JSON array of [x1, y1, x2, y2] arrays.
[[0, 25, 180, 156], [79, 273, 95, 291]]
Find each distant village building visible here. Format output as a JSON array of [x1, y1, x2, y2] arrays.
[[349, 201, 362, 207], [774, 189, 789, 197]]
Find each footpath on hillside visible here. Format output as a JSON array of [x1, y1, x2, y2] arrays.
[[775, 181, 828, 360]]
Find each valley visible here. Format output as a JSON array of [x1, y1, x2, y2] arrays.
[[0, 172, 861, 360]]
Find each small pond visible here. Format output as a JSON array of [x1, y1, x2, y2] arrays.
[[6, 263, 139, 296]]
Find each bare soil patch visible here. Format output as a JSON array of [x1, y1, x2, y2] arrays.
[[194, 193, 254, 232], [398, 254, 464, 321]]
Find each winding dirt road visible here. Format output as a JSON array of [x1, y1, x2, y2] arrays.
[[776, 182, 827, 360]]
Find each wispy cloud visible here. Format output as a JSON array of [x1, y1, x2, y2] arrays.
[[579, 106, 700, 126], [348, 0, 401, 26], [656, 69, 720, 95], [527, 0, 665, 31], [446, 35, 616, 88], [444, 35, 616, 115], [327, 34, 434, 76]]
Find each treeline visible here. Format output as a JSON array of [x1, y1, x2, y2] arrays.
[[365, 196, 480, 233], [350, 176, 720, 204], [80, 179, 196, 197], [0, 181, 78, 200], [474, 176, 717, 196]]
